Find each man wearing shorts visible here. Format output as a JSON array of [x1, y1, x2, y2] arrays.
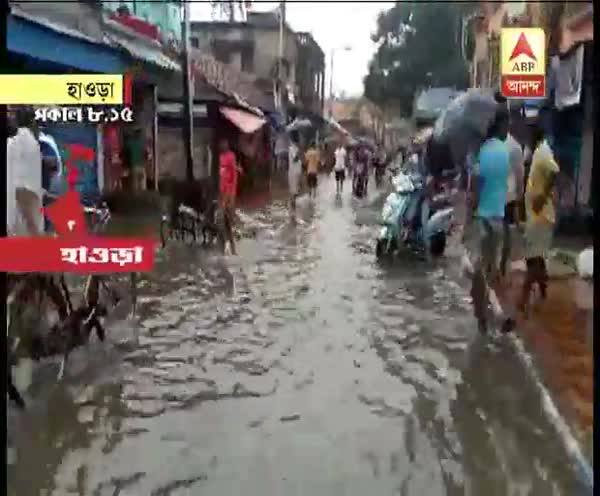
[[333, 144, 347, 195], [304, 142, 320, 199], [464, 104, 514, 334], [520, 124, 559, 312]]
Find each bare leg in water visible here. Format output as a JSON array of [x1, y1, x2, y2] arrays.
[[289, 194, 297, 222], [221, 196, 237, 255], [226, 207, 236, 255]]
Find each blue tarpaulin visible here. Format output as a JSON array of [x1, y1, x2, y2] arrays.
[[8, 14, 128, 73]]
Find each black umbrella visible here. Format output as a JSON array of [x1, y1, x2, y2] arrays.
[[433, 88, 498, 166]]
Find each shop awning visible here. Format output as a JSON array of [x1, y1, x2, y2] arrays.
[[231, 93, 264, 117], [220, 106, 267, 134]]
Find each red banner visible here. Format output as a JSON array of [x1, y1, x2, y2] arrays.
[[0, 236, 156, 273], [2, 191, 156, 273], [501, 74, 545, 99]]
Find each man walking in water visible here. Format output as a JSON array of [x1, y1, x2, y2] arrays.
[[288, 131, 303, 218], [219, 138, 241, 255], [304, 141, 321, 199], [463, 102, 515, 334], [334, 142, 347, 195], [520, 123, 559, 313], [8, 107, 44, 237]]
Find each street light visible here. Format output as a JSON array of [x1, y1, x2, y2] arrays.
[[328, 45, 352, 118]]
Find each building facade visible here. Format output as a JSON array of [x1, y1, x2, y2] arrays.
[[294, 32, 325, 116], [466, 1, 594, 213], [190, 10, 325, 119], [7, 0, 182, 194]]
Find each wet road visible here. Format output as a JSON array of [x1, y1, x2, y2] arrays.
[[8, 176, 584, 495]]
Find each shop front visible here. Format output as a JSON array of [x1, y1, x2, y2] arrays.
[[7, 12, 130, 200], [101, 81, 157, 193], [156, 99, 214, 183], [219, 105, 269, 194]]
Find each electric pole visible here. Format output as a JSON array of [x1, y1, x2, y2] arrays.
[[328, 49, 334, 118], [181, 0, 194, 181], [277, 1, 287, 124]]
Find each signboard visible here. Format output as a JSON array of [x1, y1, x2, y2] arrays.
[[500, 28, 546, 99]]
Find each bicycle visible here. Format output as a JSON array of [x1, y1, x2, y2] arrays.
[[7, 200, 138, 406], [160, 201, 220, 249], [80, 200, 138, 333]]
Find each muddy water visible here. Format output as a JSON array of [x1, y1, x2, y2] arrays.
[[7, 178, 585, 495]]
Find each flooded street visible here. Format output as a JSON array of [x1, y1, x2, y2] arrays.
[[8, 177, 585, 495]]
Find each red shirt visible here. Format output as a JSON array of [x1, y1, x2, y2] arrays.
[[219, 151, 238, 197]]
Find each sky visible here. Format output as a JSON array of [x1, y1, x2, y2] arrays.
[[190, 1, 390, 98]]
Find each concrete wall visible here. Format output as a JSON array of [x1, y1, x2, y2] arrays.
[[157, 126, 212, 181], [254, 28, 297, 88], [190, 23, 298, 97], [192, 25, 253, 74]]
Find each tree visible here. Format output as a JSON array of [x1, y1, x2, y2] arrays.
[[364, 1, 474, 116]]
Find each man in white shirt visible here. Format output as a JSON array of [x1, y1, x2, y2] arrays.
[[333, 144, 347, 195], [6, 108, 45, 410], [7, 107, 44, 236], [500, 132, 525, 278]]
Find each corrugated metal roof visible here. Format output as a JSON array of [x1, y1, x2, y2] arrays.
[[10, 6, 106, 46], [105, 31, 181, 72], [10, 7, 180, 73]]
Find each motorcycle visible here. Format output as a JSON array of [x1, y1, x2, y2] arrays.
[[375, 169, 455, 259]]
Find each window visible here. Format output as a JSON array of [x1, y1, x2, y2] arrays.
[[191, 37, 199, 48]]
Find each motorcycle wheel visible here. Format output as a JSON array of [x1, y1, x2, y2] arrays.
[[429, 232, 446, 257]]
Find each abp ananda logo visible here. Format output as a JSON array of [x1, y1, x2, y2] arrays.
[[500, 28, 546, 99]]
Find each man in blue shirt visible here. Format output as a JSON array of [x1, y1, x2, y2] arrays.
[[463, 103, 515, 334]]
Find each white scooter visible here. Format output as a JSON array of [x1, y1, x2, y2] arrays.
[[376, 167, 455, 259]]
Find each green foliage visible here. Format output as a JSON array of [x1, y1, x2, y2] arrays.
[[364, 1, 474, 116]]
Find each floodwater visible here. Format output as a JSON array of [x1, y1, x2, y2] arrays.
[[7, 177, 588, 495]]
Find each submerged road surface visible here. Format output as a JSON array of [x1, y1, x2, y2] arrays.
[[8, 176, 584, 495]]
